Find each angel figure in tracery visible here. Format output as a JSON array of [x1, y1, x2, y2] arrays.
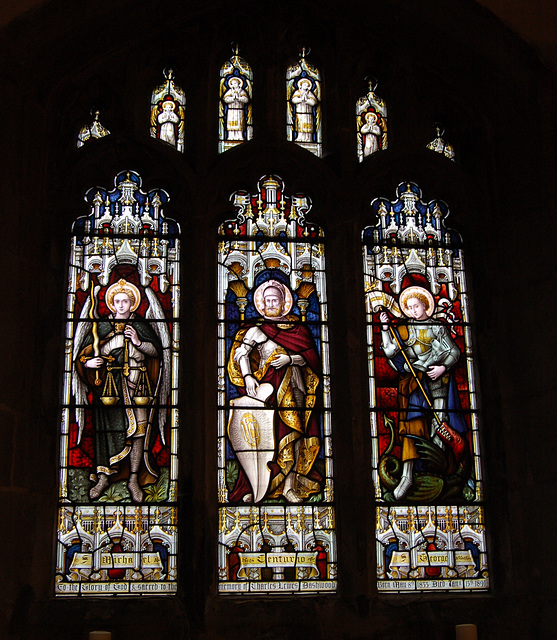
[[150, 68, 186, 152]]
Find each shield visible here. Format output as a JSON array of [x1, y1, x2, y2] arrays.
[[228, 383, 275, 503]]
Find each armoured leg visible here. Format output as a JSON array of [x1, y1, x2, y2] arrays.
[[284, 440, 303, 503], [394, 460, 414, 500], [89, 473, 109, 500], [431, 397, 447, 448], [127, 437, 144, 503]]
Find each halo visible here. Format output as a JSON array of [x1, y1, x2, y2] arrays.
[[399, 286, 435, 318], [228, 76, 243, 88], [161, 99, 176, 110], [106, 279, 141, 313], [253, 280, 293, 318], [298, 78, 312, 89]]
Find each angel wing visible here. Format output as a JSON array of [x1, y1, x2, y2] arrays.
[[145, 286, 172, 445], [71, 286, 100, 445], [380, 117, 388, 150], [150, 104, 160, 135]]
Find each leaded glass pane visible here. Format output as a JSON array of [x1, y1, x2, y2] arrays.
[[150, 69, 186, 152], [217, 175, 336, 594], [219, 46, 253, 153], [427, 125, 456, 161], [286, 49, 322, 157], [77, 110, 110, 148], [362, 182, 488, 592], [55, 171, 181, 596], [356, 80, 388, 162]]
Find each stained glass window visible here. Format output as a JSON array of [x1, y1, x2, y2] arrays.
[[217, 175, 336, 594], [286, 49, 322, 157], [55, 170, 181, 596], [362, 182, 488, 593], [427, 125, 455, 161], [219, 45, 253, 153], [150, 69, 186, 152], [356, 80, 388, 162], [77, 110, 110, 148]]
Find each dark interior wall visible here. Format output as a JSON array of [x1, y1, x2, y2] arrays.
[[0, 0, 555, 638]]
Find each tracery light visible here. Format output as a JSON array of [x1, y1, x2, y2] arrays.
[[150, 68, 186, 152], [362, 182, 488, 592], [77, 110, 110, 148], [217, 175, 336, 594], [55, 170, 181, 596], [356, 79, 388, 162], [286, 48, 322, 157], [219, 44, 253, 153], [427, 125, 456, 161]]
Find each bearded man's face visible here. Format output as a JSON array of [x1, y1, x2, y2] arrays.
[[263, 292, 283, 318]]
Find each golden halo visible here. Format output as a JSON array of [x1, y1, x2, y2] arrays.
[[399, 286, 435, 318], [106, 279, 141, 313], [254, 280, 293, 319]]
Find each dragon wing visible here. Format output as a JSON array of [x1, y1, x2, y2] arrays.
[[406, 435, 449, 474]]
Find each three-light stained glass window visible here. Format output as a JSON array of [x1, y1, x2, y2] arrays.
[[286, 50, 322, 157], [362, 182, 489, 592], [55, 171, 181, 595], [217, 175, 336, 594], [219, 46, 253, 153]]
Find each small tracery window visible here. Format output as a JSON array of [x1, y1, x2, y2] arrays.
[[286, 49, 322, 157], [362, 183, 489, 593], [427, 124, 455, 161], [150, 69, 186, 152], [217, 175, 336, 594], [55, 171, 181, 595], [77, 110, 110, 148], [219, 45, 253, 153], [356, 79, 388, 162]]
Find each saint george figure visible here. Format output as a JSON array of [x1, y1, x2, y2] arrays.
[[291, 78, 318, 143], [223, 77, 249, 141], [157, 98, 180, 146], [75, 279, 164, 503], [361, 110, 382, 157], [379, 286, 463, 500], [227, 280, 322, 504]]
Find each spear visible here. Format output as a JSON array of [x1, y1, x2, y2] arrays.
[[386, 322, 444, 424]]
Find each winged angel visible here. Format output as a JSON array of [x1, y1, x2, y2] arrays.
[[72, 279, 171, 503]]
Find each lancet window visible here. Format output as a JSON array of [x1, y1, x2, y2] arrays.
[[286, 49, 322, 157], [55, 170, 181, 596], [362, 182, 488, 592], [150, 69, 186, 152], [217, 175, 336, 594], [356, 80, 388, 162], [219, 46, 253, 153]]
